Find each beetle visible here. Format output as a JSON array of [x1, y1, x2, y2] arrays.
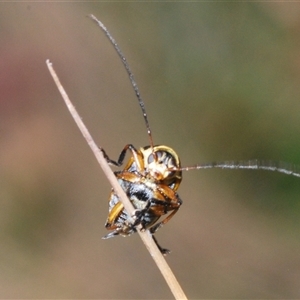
[[101, 144, 182, 254], [90, 15, 300, 255]]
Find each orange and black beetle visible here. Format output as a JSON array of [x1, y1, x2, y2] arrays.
[[101, 145, 182, 254]]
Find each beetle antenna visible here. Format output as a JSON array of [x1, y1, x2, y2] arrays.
[[175, 160, 300, 177], [89, 15, 155, 152]]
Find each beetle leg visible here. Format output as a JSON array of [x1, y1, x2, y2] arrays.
[[152, 235, 170, 255], [102, 224, 137, 239], [100, 147, 119, 166], [151, 192, 182, 214], [105, 201, 124, 228], [102, 230, 119, 239], [150, 206, 180, 234], [100, 144, 139, 167], [132, 200, 171, 255]]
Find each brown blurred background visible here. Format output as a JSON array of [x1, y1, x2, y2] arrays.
[[1, 2, 300, 298]]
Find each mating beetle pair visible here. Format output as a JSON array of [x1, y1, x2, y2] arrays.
[[90, 15, 300, 255]]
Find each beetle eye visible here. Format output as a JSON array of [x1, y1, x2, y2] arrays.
[[148, 151, 162, 164], [156, 151, 163, 159], [148, 153, 154, 164]]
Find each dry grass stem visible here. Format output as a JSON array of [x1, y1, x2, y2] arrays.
[[46, 59, 187, 300]]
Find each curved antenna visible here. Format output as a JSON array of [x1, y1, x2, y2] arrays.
[[175, 160, 300, 177], [89, 15, 155, 151]]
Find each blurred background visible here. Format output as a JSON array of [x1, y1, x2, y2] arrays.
[[1, 2, 300, 298]]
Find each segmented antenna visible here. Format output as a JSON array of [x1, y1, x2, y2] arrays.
[[177, 160, 300, 177], [89, 14, 155, 151]]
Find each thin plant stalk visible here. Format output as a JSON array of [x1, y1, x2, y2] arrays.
[[46, 59, 187, 300]]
